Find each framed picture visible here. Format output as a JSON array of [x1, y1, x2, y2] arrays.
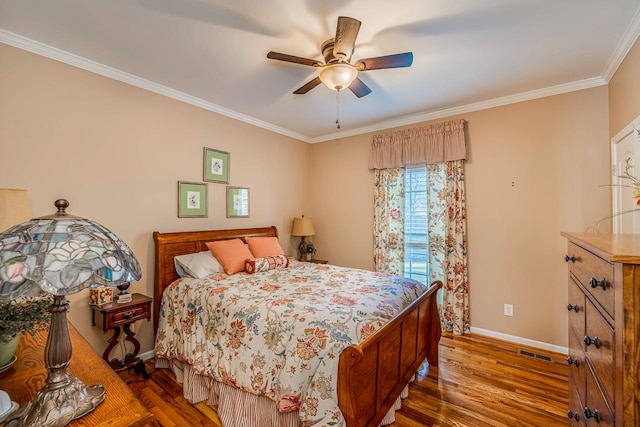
[[178, 181, 208, 218], [226, 186, 250, 218], [203, 147, 230, 184]]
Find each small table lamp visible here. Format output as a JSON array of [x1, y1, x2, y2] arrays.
[[0, 199, 141, 427], [291, 215, 315, 260]]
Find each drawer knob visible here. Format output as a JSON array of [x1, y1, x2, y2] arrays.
[[588, 277, 606, 290], [566, 303, 579, 312], [567, 410, 580, 420], [583, 335, 601, 349], [583, 407, 601, 422], [564, 255, 576, 263], [566, 356, 580, 366]]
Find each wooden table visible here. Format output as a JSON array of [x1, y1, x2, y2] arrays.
[[91, 293, 152, 376], [0, 323, 154, 426], [303, 258, 328, 264]]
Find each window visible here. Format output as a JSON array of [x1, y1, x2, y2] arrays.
[[404, 166, 428, 284]]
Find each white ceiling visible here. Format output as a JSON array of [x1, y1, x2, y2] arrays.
[[1, 0, 640, 143]]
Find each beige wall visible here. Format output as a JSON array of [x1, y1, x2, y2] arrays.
[[313, 88, 610, 347], [609, 39, 640, 137], [0, 44, 312, 355], [6, 32, 637, 352]]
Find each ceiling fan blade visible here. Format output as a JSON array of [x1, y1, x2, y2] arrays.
[[267, 51, 323, 67], [355, 52, 413, 71], [293, 76, 323, 94], [348, 77, 372, 98], [334, 16, 361, 60]]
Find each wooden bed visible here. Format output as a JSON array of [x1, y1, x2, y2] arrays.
[[153, 225, 442, 427]]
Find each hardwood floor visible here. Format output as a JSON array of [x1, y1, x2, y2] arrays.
[[394, 333, 568, 426], [119, 333, 568, 427]]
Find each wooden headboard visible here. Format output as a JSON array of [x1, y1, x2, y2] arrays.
[[152, 225, 278, 331]]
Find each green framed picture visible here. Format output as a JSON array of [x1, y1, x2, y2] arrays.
[[178, 181, 208, 218], [226, 186, 250, 218], [203, 147, 230, 184]]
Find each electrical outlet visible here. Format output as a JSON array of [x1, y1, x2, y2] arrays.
[[504, 304, 513, 316]]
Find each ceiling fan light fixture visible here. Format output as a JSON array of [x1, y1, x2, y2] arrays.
[[319, 63, 358, 92]]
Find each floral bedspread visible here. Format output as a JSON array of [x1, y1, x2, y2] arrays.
[[155, 260, 427, 427]]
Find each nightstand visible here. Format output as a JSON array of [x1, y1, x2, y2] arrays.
[[306, 258, 328, 264], [91, 293, 152, 377]]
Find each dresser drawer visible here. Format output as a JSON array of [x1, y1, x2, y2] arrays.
[[568, 328, 587, 405], [584, 299, 615, 404], [585, 364, 614, 427], [568, 388, 586, 426], [568, 277, 585, 340], [105, 305, 149, 329], [567, 243, 614, 319]]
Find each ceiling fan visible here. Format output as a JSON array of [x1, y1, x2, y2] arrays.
[[267, 16, 413, 98]]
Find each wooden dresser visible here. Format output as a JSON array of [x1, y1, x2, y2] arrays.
[[562, 232, 640, 426], [0, 322, 154, 426]]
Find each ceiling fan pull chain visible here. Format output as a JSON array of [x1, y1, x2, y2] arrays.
[[336, 91, 341, 129]]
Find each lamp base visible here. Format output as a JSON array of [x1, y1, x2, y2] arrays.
[[4, 295, 106, 427], [298, 236, 307, 261], [5, 377, 105, 427]]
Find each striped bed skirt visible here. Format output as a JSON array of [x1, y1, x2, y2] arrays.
[[155, 358, 415, 426]]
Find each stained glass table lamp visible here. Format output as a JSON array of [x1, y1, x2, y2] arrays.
[[0, 199, 141, 427]]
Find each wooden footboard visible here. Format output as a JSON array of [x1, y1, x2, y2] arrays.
[[337, 280, 442, 427]]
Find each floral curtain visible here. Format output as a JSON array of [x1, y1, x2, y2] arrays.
[[370, 119, 470, 335], [373, 168, 405, 274], [426, 161, 469, 335]]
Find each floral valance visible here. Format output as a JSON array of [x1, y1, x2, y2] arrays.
[[368, 119, 467, 169]]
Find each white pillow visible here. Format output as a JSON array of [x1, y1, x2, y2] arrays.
[[174, 251, 224, 278]]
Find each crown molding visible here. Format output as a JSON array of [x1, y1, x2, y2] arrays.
[[0, 29, 312, 143], [0, 29, 613, 144], [602, 6, 640, 82], [310, 77, 607, 143]]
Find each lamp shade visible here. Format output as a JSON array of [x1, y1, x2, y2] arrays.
[[0, 188, 32, 233], [0, 199, 141, 302], [291, 216, 315, 237], [319, 63, 358, 91]]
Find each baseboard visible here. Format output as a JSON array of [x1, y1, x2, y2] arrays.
[[137, 330, 566, 362], [139, 349, 156, 361], [470, 327, 568, 355]]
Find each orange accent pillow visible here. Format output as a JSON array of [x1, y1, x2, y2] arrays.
[[245, 236, 285, 258], [205, 239, 254, 274]]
